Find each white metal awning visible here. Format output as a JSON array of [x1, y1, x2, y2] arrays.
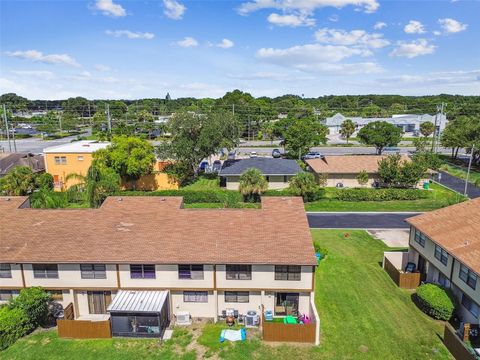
[[107, 290, 168, 313]]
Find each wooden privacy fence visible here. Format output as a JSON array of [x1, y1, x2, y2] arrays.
[[384, 257, 421, 289], [64, 303, 74, 320], [57, 319, 111, 339], [262, 316, 316, 343], [443, 323, 476, 360]]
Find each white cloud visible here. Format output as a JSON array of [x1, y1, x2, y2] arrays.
[[376, 69, 480, 87], [216, 39, 235, 49], [238, 0, 380, 15], [94, 64, 111, 72], [267, 13, 315, 27], [10, 70, 56, 80], [329, 14, 339, 22], [404, 20, 426, 34], [5, 50, 80, 67], [105, 30, 155, 40], [314, 28, 390, 48], [92, 0, 126, 17], [373, 21, 387, 30], [433, 30, 442, 36], [176, 37, 198, 47], [389, 39, 436, 58], [438, 18, 467, 33], [163, 0, 186, 20]]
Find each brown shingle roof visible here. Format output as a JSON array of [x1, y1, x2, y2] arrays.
[[0, 196, 316, 266], [306, 155, 410, 174], [406, 198, 480, 275]]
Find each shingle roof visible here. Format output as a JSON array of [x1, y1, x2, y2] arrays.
[[0, 153, 45, 176], [406, 198, 480, 275], [306, 155, 410, 174], [219, 158, 302, 176], [0, 196, 316, 266]]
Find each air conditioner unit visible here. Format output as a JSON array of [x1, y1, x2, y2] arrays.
[[176, 311, 191, 325], [245, 310, 259, 328]]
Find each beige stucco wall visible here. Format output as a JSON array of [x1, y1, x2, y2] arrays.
[[118, 264, 214, 289], [323, 173, 376, 188], [224, 175, 293, 190], [0, 264, 23, 288], [216, 265, 313, 290], [22, 264, 118, 288]]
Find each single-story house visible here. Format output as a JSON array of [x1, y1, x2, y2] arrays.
[[305, 155, 410, 188], [219, 158, 302, 190], [0, 152, 45, 177]]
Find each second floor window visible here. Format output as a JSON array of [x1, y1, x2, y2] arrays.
[[130, 264, 156, 279], [54, 156, 67, 165], [0, 264, 12, 278], [434, 245, 448, 266], [226, 265, 252, 280], [275, 265, 301, 281], [33, 264, 58, 279], [81, 264, 107, 279], [178, 265, 204, 280], [459, 264, 477, 290], [414, 230, 426, 247]]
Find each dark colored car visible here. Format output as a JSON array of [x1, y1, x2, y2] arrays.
[[198, 161, 209, 171], [272, 149, 281, 158]]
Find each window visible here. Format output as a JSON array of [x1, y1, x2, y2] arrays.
[[461, 293, 479, 318], [438, 272, 450, 288], [33, 264, 59, 279], [87, 291, 112, 314], [275, 265, 301, 281], [48, 290, 64, 301], [77, 156, 84, 161], [183, 291, 208, 303], [178, 265, 204, 280], [0, 290, 19, 301], [0, 264, 12, 278], [434, 245, 448, 266], [459, 264, 477, 290], [414, 229, 426, 247], [130, 264, 156, 279], [224, 291, 249, 303], [283, 175, 288, 183], [226, 265, 252, 280], [54, 156, 67, 165], [81, 264, 107, 279]]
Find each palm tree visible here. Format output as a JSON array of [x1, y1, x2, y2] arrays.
[[238, 168, 268, 202], [66, 162, 120, 208], [340, 119, 356, 144], [288, 172, 320, 202], [30, 188, 67, 208], [0, 166, 36, 195]]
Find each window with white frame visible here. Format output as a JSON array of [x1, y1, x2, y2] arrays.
[[178, 265, 204, 280], [54, 156, 67, 165], [434, 245, 448, 266], [183, 291, 208, 303], [80, 264, 107, 279], [33, 264, 59, 279], [414, 229, 426, 247], [459, 264, 477, 290], [224, 291, 249, 303], [461, 293, 479, 318], [226, 265, 251, 280], [77, 156, 84, 161], [0, 264, 12, 278]]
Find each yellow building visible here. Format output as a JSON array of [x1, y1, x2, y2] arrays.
[[44, 140, 178, 191]]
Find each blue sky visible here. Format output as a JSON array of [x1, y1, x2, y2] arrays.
[[0, 0, 479, 99]]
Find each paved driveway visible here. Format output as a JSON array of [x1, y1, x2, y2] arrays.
[[307, 212, 420, 229], [435, 171, 480, 199]]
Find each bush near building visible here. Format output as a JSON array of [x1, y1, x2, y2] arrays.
[[334, 188, 429, 201], [415, 283, 456, 321]]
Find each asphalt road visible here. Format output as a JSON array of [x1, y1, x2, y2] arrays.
[[0, 133, 86, 154], [435, 171, 480, 199], [307, 212, 420, 229]]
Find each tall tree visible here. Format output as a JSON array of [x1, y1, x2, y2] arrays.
[[0, 166, 37, 195], [238, 168, 268, 202], [284, 118, 328, 159], [288, 172, 321, 202], [420, 121, 435, 137], [157, 110, 240, 183], [340, 119, 356, 144], [357, 121, 402, 154]]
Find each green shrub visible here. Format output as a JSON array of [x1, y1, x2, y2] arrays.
[[313, 243, 328, 257], [10, 287, 52, 328], [264, 188, 325, 202], [334, 188, 429, 201], [415, 284, 455, 320], [0, 306, 31, 350], [118, 189, 242, 205]]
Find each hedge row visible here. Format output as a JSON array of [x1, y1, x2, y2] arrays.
[[118, 189, 242, 205], [333, 188, 429, 202], [415, 283, 455, 320], [0, 307, 32, 350]]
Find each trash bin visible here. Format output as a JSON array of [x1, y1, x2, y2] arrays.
[[423, 181, 430, 190]]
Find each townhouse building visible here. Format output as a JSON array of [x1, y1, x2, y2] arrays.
[[405, 198, 480, 325], [0, 196, 319, 339]]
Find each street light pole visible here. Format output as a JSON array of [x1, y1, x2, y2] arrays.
[[464, 145, 475, 197]]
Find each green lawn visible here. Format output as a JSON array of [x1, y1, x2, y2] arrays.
[[182, 177, 221, 190], [1, 230, 452, 359], [305, 183, 465, 212]]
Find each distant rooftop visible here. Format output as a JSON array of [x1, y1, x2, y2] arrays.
[[219, 157, 303, 176], [43, 140, 110, 154]]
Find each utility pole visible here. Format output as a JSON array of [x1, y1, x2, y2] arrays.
[[464, 144, 475, 197], [58, 113, 62, 133], [11, 123, 17, 152], [106, 104, 112, 133], [232, 104, 235, 116], [2, 104, 12, 152]]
